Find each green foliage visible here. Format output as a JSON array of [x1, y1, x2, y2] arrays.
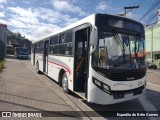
[[0, 60, 5, 71], [7, 30, 31, 48]]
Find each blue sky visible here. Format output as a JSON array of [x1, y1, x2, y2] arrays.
[[0, 0, 159, 41]]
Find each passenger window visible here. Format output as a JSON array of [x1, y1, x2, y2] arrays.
[[49, 46, 57, 54], [66, 30, 72, 42], [50, 36, 58, 45], [59, 33, 66, 43]]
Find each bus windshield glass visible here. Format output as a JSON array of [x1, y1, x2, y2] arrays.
[[18, 48, 29, 54], [92, 31, 146, 70]]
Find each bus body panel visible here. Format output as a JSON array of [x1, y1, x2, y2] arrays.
[[47, 55, 74, 91]]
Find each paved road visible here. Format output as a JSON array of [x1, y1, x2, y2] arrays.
[[0, 55, 160, 120], [147, 69, 160, 85]]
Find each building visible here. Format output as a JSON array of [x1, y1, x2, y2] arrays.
[[145, 24, 160, 66], [0, 24, 7, 60], [145, 10, 160, 66]]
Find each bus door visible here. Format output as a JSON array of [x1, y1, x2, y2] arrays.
[[74, 27, 90, 97], [43, 40, 49, 73]]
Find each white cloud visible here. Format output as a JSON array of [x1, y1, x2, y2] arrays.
[[22, 0, 31, 4], [51, 0, 87, 16], [0, 11, 5, 17], [4, 6, 79, 41], [126, 12, 140, 21], [8, 7, 39, 19], [0, 0, 7, 3], [0, 5, 4, 9], [62, 15, 78, 26], [96, 2, 108, 11], [9, 19, 28, 28], [0, 19, 10, 25], [11, 23, 61, 41]]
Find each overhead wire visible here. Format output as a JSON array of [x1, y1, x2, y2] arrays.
[[139, 0, 160, 21], [144, 13, 158, 26]]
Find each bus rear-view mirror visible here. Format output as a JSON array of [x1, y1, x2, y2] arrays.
[[90, 28, 97, 55], [90, 28, 97, 46]]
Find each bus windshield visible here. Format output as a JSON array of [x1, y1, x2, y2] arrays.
[[92, 31, 146, 70], [18, 48, 29, 54]]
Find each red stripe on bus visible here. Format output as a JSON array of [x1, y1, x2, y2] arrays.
[[38, 59, 70, 74], [36, 54, 43, 56], [48, 61, 70, 74]]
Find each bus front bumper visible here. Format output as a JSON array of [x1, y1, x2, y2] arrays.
[[88, 85, 146, 105], [18, 54, 29, 58]]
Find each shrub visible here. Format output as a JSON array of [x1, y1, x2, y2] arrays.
[[0, 60, 5, 71]]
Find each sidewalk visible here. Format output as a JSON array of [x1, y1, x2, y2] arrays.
[[0, 58, 79, 119]]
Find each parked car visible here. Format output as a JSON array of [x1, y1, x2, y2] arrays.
[[146, 61, 157, 69]]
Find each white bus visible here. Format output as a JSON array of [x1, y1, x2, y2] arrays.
[[31, 14, 146, 105]]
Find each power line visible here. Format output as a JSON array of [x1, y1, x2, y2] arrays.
[[144, 20, 158, 28], [139, 0, 160, 21], [139, 0, 158, 21], [144, 13, 158, 26]]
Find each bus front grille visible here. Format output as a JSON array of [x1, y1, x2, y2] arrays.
[[112, 85, 144, 99]]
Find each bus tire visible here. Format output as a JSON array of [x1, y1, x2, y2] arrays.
[[36, 61, 41, 74], [62, 72, 69, 93]]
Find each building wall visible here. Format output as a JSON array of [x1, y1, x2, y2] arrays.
[[145, 24, 160, 66]]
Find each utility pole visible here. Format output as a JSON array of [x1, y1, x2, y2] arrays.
[[124, 6, 140, 16], [151, 25, 153, 62]]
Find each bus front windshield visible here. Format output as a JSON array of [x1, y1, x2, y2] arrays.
[[92, 31, 146, 70], [19, 48, 29, 54]]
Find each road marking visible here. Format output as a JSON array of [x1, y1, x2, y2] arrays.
[[139, 82, 160, 120]]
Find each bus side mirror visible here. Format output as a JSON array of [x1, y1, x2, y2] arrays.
[[90, 28, 98, 55], [90, 28, 97, 46]]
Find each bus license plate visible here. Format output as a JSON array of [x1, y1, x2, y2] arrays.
[[124, 92, 133, 98]]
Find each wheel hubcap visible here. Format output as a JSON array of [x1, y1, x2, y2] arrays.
[[62, 76, 68, 91]]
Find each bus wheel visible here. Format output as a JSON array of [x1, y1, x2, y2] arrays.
[[62, 73, 69, 93], [36, 62, 41, 74]]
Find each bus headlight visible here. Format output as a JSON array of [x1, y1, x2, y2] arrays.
[[103, 84, 110, 91], [95, 79, 101, 87], [93, 77, 111, 94]]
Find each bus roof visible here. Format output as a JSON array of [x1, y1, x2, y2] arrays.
[[33, 13, 143, 44]]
